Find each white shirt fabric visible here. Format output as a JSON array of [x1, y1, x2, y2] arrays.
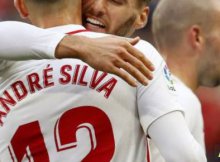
[[0, 21, 65, 72], [0, 21, 65, 60], [149, 75, 205, 162], [0, 22, 183, 162]]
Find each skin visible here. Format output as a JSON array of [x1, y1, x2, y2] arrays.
[[82, 0, 220, 90], [198, 20, 220, 87], [81, 2, 207, 161], [81, 1, 211, 162], [152, 0, 220, 90], [14, 0, 155, 87], [12, 1, 208, 161], [80, 0, 153, 86], [150, 1, 220, 161], [82, 0, 149, 36]]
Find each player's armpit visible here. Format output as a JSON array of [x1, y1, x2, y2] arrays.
[[55, 35, 155, 87], [148, 111, 207, 162]]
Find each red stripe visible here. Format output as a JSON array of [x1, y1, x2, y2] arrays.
[[8, 146, 15, 162], [66, 29, 90, 35], [147, 138, 151, 162], [27, 152, 32, 162]]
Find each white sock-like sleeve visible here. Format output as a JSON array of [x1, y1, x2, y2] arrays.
[[148, 111, 207, 162]]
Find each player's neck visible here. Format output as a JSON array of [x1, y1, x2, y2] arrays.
[[31, 10, 82, 28], [165, 51, 199, 92]]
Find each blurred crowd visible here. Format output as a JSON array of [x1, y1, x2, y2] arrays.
[[0, 0, 220, 162], [0, 0, 20, 21]]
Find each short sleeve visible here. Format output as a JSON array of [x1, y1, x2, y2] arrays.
[[136, 41, 183, 135]]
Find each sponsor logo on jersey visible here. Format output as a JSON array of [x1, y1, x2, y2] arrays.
[[163, 65, 176, 91]]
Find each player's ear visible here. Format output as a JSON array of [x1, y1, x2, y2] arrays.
[[187, 25, 205, 52], [135, 6, 149, 30], [14, 0, 29, 19]]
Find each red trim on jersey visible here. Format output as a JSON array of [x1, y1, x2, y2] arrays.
[[66, 29, 90, 35], [147, 138, 151, 162], [27, 153, 32, 162], [8, 146, 15, 162]]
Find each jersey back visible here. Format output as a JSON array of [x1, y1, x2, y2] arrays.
[[0, 25, 180, 162]]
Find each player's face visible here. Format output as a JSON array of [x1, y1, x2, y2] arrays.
[[82, 0, 148, 36], [198, 1, 220, 87], [198, 25, 220, 87]]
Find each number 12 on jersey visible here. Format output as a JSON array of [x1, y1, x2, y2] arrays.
[[8, 106, 115, 162]]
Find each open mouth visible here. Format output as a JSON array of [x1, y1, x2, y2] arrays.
[[85, 18, 106, 29]]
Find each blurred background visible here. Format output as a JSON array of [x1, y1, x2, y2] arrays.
[[0, 0, 220, 162]]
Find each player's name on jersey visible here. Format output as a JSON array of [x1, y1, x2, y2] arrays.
[[0, 64, 118, 127]]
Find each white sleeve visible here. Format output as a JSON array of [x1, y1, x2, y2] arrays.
[[137, 60, 182, 133], [135, 40, 183, 134], [148, 111, 207, 162], [0, 21, 65, 60]]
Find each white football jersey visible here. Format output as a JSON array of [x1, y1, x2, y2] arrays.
[[149, 75, 205, 162], [0, 24, 181, 162]]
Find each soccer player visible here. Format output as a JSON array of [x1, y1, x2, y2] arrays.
[[0, 19, 155, 88], [83, 0, 149, 37], [150, 0, 220, 161], [82, 0, 206, 160], [0, 0, 206, 162]]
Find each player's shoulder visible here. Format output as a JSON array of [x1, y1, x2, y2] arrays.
[[135, 40, 161, 58], [77, 31, 164, 66], [173, 75, 201, 110], [0, 21, 38, 31], [172, 76, 203, 127], [76, 30, 109, 38], [0, 21, 26, 26], [135, 40, 164, 68]]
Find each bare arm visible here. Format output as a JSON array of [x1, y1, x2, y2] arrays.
[[56, 35, 155, 87], [0, 21, 154, 87]]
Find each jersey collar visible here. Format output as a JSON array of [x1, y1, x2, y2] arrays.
[[46, 24, 86, 34]]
